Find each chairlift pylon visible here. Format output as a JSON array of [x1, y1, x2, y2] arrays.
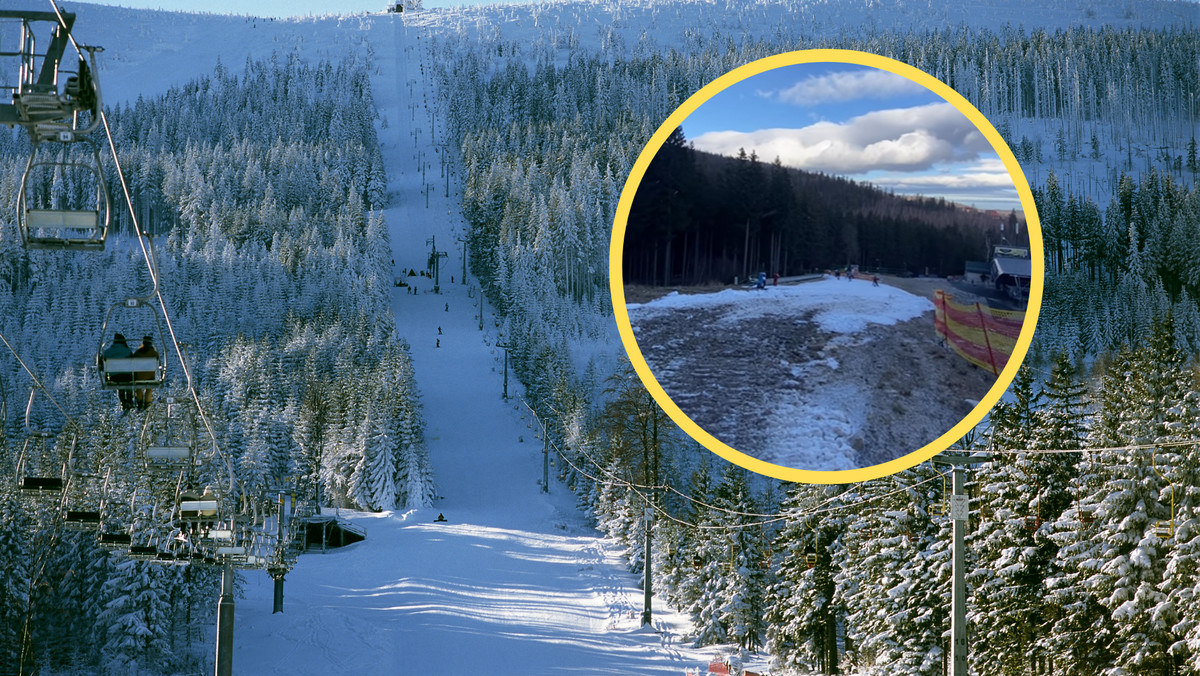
[[0, 9, 102, 138], [2, 9, 110, 251]]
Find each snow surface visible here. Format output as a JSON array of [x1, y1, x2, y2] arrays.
[[628, 278, 937, 470], [232, 14, 727, 676], [628, 276, 934, 334]]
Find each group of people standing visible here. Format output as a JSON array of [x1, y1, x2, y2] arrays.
[[100, 332, 159, 411]]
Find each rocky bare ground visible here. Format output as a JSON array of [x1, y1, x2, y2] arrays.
[[626, 281, 998, 471]]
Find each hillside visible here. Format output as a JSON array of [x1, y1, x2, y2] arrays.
[[1, 1, 1198, 676], [624, 135, 1029, 287]]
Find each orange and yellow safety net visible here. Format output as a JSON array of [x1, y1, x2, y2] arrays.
[[933, 290, 1024, 375]]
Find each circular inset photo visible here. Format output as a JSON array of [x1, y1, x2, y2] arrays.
[[610, 50, 1042, 484]]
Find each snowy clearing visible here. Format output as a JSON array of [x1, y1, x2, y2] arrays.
[[628, 277, 995, 470]]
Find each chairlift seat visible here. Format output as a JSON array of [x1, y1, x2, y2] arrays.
[[25, 209, 104, 250], [128, 545, 158, 560], [201, 528, 234, 542], [146, 445, 190, 462], [99, 357, 164, 389], [238, 554, 267, 568], [98, 532, 132, 548], [178, 499, 219, 520], [65, 509, 101, 525], [26, 208, 101, 231], [20, 476, 63, 493], [100, 357, 161, 374]]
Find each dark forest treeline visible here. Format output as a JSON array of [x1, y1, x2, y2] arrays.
[[624, 127, 1027, 286]]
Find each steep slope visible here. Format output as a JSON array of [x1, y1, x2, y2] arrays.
[[231, 14, 711, 675]]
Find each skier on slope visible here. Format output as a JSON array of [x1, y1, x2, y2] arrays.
[[755, 272, 766, 290]]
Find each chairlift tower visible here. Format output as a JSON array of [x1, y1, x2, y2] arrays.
[[1, 9, 111, 251], [931, 452, 991, 676], [426, 235, 447, 293]]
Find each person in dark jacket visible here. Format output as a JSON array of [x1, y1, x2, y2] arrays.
[[133, 335, 159, 410], [101, 333, 134, 410]]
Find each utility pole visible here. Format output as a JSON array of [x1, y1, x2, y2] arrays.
[[525, 401, 551, 493], [215, 561, 235, 676], [642, 505, 653, 626], [932, 453, 990, 676]]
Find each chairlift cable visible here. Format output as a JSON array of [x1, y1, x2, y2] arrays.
[[0, 327, 75, 428], [46, 0, 235, 495]]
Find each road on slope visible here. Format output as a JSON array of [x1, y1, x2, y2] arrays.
[[233, 13, 706, 675]]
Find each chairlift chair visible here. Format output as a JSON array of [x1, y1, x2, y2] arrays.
[[177, 485, 219, 523], [127, 543, 158, 561], [0, 10, 102, 135], [96, 298, 167, 390], [140, 397, 196, 471], [97, 529, 132, 549], [17, 134, 110, 251], [15, 399, 67, 498], [2, 10, 108, 250], [61, 471, 105, 530]]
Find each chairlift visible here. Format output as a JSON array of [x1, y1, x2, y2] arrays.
[[1150, 446, 1176, 542], [96, 298, 167, 391], [126, 543, 157, 560], [61, 469, 107, 530], [17, 134, 110, 251], [0, 10, 102, 137], [97, 529, 131, 549], [177, 485, 219, 523], [2, 10, 108, 250], [139, 396, 195, 470], [928, 465, 948, 518], [15, 391, 67, 497]]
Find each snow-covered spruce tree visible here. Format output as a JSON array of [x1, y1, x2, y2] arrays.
[[1046, 317, 1185, 674], [837, 465, 948, 676], [661, 456, 716, 621], [970, 355, 1081, 674], [765, 482, 847, 675], [712, 465, 768, 652], [99, 556, 171, 672], [0, 484, 31, 669]]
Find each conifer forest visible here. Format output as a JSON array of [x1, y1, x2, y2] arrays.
[[1, 1, 1199, 675]]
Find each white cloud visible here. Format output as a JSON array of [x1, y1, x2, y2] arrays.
[[765, 69, 928, 106], [690, 102, 993, 174], [865, 159, 1020, 209]]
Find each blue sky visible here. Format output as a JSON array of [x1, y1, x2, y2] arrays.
[[686, 63, 1021, 212]]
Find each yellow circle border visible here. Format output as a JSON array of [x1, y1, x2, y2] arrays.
[[609, 49, 1043, 484]]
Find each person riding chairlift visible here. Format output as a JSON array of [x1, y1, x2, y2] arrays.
[[101, 333, 134, 411], [133, 335, 158, 410]]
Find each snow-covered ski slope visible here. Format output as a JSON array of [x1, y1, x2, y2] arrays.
[[231, 18, 708, 674]]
